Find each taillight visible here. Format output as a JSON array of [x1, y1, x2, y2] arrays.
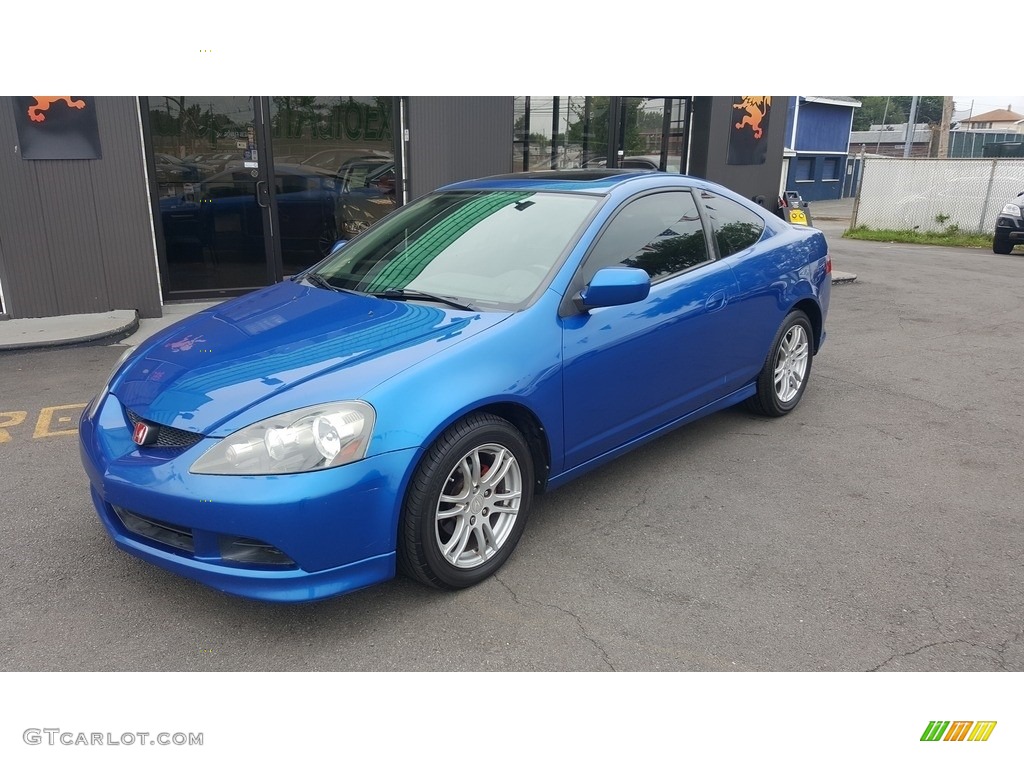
[[825, 250, 832, 274]]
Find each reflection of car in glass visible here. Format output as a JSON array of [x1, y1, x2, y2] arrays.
[[336, 155, 392, 187], [303, 148, 392, 174], [154, 153, 202, 182], [81, 170, 831, 603], [574, 155, 680, 172], [201, 152, 246, 174], [163, 151, 245, 180], [337, 161, 397, 237], [620, 155, 681, 173], [993, 191, 1024, 254], [159, 163, 341, 267]]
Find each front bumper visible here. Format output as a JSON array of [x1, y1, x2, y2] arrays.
[[79, 392, 419, 602], [995, 215, 1024, 243]]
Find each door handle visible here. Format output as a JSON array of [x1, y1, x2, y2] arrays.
[[705, 290, 727, 312], [256, 180, 269, 209]]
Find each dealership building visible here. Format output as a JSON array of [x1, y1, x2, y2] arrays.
[[0, 96, 788, 321]]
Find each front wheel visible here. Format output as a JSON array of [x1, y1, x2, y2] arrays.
[[746, 309, 813, 417], [993, 236, 1014, 255], [398, 413, 534, 590]]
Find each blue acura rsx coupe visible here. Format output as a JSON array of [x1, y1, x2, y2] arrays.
[[79, 170, 831, 602]]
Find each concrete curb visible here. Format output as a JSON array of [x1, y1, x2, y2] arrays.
[[832, 271, 857, 285], [0, 310, 139, 352]]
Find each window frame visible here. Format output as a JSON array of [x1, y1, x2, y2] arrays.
[[822, 157, 841, 181], [795, 156, 815, 183], [560, 187, 717, 316], [695, 188, 768, 260]]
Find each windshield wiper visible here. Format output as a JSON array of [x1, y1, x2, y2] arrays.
[[302, 272, 337, 291], [303, 272, 357, 294], [370, 289, 475, 312]]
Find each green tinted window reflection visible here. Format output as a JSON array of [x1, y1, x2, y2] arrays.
[[317, 191, 598, 307]]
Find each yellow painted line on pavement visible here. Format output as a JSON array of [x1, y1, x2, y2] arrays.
[[0, 404, 89, 442], [34, 404, 88, 438], [0, 411, 28, 443]]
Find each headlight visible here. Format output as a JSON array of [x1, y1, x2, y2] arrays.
[[1001, 203, 1022, 217], [85, 346, 135, 420], [341, 219, 370, 236], [190, 401, 375, 476]]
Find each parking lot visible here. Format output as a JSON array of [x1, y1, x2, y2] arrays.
[[1, 226, 1022, 672]]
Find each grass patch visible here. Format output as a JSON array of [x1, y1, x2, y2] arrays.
[[844, 224, 992, 249]]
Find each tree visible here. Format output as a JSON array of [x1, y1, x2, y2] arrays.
[[852, 97, 945, 131], [564, 97, 654, 157]]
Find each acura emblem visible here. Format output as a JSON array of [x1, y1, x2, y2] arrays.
[[132, 420, 156, 446]]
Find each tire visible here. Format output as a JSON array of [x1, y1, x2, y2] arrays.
[[993, 236, 1014, 255], [317, 221, 340, 257], [746, 309, 813, 417], [398, 413, 534, 590]]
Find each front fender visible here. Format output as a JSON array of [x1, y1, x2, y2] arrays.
[[363, 294, 565, 476]]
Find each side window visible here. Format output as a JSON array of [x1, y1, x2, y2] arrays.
[[701, 191, 766, 257], [582, 191, 709, 284], [275, 174, 312, 195]]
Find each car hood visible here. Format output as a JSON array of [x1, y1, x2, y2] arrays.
[[112, 280, 508, 435]]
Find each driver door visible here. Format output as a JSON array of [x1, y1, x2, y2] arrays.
[[560, 190, 741, 469]]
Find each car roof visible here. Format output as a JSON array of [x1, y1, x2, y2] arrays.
[[440, 169, 677, 194]]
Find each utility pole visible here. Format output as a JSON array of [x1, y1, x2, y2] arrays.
[[937, 96, 953, 158], [903, 96, 920, 158]]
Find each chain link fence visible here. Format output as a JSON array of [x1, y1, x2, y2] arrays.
[[852, 157, 1024, 233]]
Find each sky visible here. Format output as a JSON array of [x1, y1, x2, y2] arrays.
[[953, 96, 1024, 117]]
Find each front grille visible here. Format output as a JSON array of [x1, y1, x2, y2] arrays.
[[125, 409, 203, 449]]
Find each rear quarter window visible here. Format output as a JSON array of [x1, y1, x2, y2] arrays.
[[700, 191, 766, 257]]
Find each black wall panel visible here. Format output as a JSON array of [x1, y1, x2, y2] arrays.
[[406, 97, 514, 199], [0, 97, 161, 319], [688, 96, 787, 208]]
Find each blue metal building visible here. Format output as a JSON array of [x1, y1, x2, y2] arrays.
[[783, 97, 861, 201]]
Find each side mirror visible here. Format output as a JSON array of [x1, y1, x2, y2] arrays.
[[328, 239, 349, 256], [574, 267, 650, 312]]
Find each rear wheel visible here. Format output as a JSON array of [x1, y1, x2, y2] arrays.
[[398, 413, 534, 590], [993, 236, 1014, 255], [746, 309, 813, 417]]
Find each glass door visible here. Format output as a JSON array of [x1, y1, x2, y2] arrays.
[[268, 97, 397, 277], [146, 96, 400, 298], [147, 97, 275, 296]]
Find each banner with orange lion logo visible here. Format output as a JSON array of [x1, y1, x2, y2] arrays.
[[728, 96, 771, 165], [13, 97, 101, 160]]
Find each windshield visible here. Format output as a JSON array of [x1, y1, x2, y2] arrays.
[[311, 190, 599, 309]]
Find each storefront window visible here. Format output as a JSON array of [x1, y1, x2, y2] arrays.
[[513, 97, 689, 173], [617, 98, 685, 173], [513, 97, 609, 171]]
